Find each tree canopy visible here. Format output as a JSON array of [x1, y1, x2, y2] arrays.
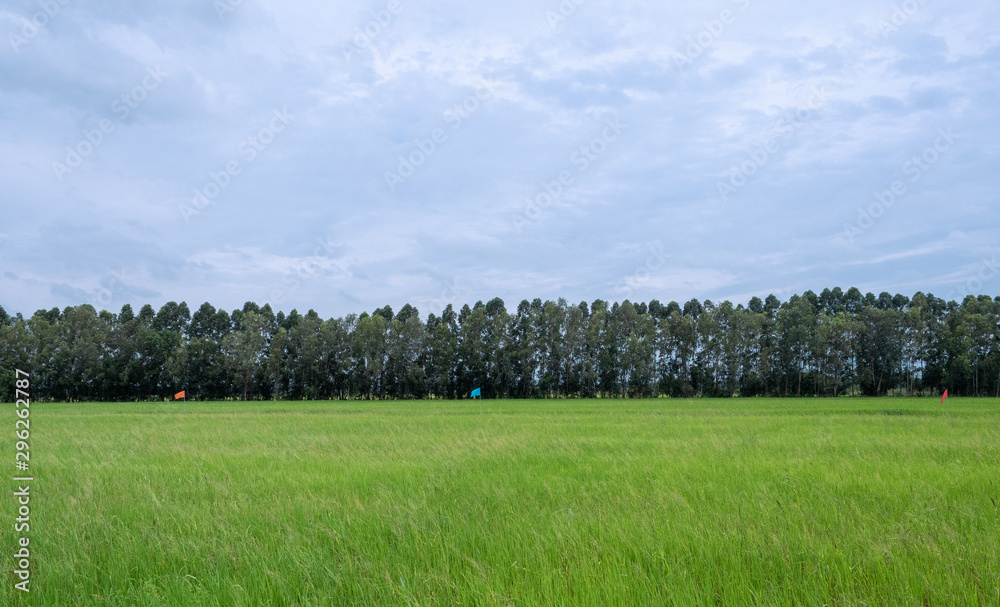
[[2, 289, 998, 401]]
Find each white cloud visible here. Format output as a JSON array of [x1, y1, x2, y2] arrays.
[[1, 0, 999, 316]]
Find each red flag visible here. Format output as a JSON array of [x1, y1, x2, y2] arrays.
[[174, 390, 186, 400], [941, 389, 948, 404]]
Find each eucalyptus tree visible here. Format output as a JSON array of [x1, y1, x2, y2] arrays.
[[561, 301, 588, 396], [537, 299, 567, 396], [386, 304, 426, 398], [776, 296, 816, 396], [222, 311, 271, 401], [509, 300, 540, 398], [352, 312, 387, 400], [424, 306, 458, 399], [484, 297, 512, 398], [456, 302, 491, 397]]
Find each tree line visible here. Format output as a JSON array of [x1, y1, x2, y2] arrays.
[[1, 287, 998, 402]]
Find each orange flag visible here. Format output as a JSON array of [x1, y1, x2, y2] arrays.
[[941, 389, 948, 404], [174, 391, 186, 400]]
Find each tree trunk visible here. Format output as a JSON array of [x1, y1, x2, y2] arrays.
[[975, 362, 979, 397], [818, 362, 823, 397]]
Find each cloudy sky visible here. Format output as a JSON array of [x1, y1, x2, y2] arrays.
[[1, 0, 998, 318]]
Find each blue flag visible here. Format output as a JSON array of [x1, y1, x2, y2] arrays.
[[470, 388, 481, 398]]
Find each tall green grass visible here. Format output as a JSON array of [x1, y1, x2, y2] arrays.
[[4, 398, 999, 606]]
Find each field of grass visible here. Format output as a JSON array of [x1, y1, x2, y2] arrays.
[[4, 397, 999, 606]]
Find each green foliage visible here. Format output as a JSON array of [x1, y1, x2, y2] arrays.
[[2, 290, 1000, 400]]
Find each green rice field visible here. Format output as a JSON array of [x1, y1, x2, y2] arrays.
[[4, 398, 999, 606]]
